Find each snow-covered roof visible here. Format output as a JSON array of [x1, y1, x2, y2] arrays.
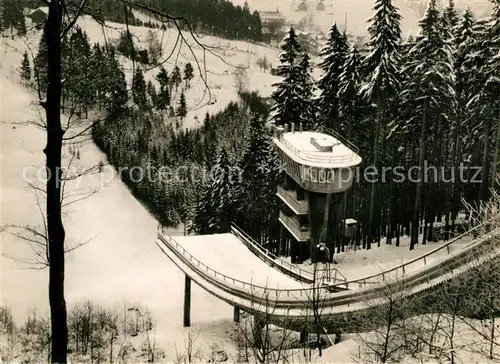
[[274, 131, 362, 168], [259, 11, 284, 22], [29, 7, 49, 16], [260, 10, 280, 16]]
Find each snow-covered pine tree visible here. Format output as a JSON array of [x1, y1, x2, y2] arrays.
[[209, 148, 237, 233], [192, 148, 236, 233], [34, 35, 49, 95], [361, 0, 402, 102], [202, 112, 218, 168], [191, 182, 215, 234], [184, 62, 194, 88], [317, 23, 348, 128], [337, 44, 363, 141], [147, 80, 157, 107], [64, 27, 95, 116], [2, 0, 26, 35], [360, 0, 402, 249], [155, 66, 170, 109], [441, 0, 458, 41], [438, 7, 477, 226], [485, 1, 500, 187], [450, 8, 475, 156], [176, 182, 197, 235], [270, 27, 310, 128], [454, 8, 475, 80], [297, 52, 316, 128], [236, 114, 280, 241], [103, 51, 128, 114], [483, 0, 500, 98], [448, 5, 497, 203], [132, 68, 148, 110], [14, 5, 26, 36], [171, 65, 182, 92], [474, 0, 500, 200], [90, 43, 106, 110], [177, 92, 187, 119], [20, 51, 31, 83], [403, 0, 455, 247]]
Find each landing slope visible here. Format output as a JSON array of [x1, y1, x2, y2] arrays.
[[174, 233, 306, 289]]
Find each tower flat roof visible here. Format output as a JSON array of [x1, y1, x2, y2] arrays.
[[274, 131, 362, 168]]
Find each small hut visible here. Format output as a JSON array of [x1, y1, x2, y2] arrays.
[[316, 0, 325, 11], [26, 7, 48, 26]]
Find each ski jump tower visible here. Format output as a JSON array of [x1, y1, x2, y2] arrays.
[[272, 124, 362, 263]]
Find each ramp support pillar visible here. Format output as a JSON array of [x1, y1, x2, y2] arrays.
[[183, 275, 191, 327], [233, 306, 240, 323]]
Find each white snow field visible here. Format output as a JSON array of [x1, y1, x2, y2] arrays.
[[8, 12, 283, 131]]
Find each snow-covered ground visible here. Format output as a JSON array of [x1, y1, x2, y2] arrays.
[[284, 233, 474, 283], [0, 71, 490, 360]]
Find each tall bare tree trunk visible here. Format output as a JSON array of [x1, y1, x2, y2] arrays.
[[367, 106, 380, 250], [44, 2, 68, 362], [491, 108, 500, 187], [479, 116, 492, 202], [411, 97, 428, 249]]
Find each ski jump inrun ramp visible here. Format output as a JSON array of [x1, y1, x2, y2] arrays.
[[156, 224, 500, 332]]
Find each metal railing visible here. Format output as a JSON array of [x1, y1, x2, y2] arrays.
[[157, 223, 500, 308], [276, 136, 360, 165], [231, 224, 348, 287], [325, 221, 500, 290], [230, 224, 314, 283], [157, 226, 315, 298], [315, 126, 360, 153], [276, 186, 308, 214], [278, 211, 310, 241], [231, 220, 499, 291]]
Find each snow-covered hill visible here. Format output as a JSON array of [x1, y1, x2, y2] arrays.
[[5, 11, 282, 130], [0, 67, 236, 361], [82, 16, 282, 129]]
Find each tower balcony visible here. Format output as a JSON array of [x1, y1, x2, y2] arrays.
[[277, 150, 357, 194], [279, 210, 310, 242], [277, 185, 309, 215]]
